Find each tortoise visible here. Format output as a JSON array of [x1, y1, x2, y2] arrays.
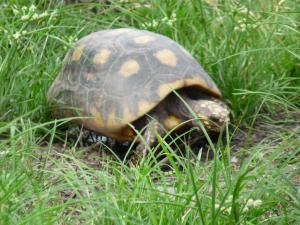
[[47, 28, 230, 162]]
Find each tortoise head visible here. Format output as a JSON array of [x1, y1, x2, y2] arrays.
[[177, 90, 231, 132], [193, 98, 230, 132]]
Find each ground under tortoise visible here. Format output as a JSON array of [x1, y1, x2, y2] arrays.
[[48, 28, 231, 163]]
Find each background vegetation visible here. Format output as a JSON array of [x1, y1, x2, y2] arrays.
[[0, 0, 299, 224]]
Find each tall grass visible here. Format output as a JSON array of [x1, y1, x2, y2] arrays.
[[0, 0, 299, 224]]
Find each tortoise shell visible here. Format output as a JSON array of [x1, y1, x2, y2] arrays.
[[47, 28, 222, 140]]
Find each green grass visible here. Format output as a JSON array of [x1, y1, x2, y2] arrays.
[[0, 0, 299, 224]]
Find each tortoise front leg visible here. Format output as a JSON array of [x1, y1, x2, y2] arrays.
[[129, 120, 165, 167]]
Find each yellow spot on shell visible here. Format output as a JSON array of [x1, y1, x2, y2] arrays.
[[134, 35, 155, 44], [84, 73, 96, 81], [107, 110, 125, 129], [119, 60, 140, 77], [163, 115, 183, 130], [157, 77, 222, 99], [84, 105, 136, 141], [72, 44, 85, 61], [90, 107, 102, 123], [184, 77, 207, 88], [138, 101, 155, 115], [154, 49, 177, 67], [157, 80, 185, 99], [122, 107, 134, 123], [82, 106, 104, 132], [93, 48, 111, 65]]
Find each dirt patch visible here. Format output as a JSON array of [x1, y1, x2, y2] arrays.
[[231, 110, 300, 150], [231, 110, 300, 187]]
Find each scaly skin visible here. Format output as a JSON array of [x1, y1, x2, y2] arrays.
[[129, 91, 231, 166]]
